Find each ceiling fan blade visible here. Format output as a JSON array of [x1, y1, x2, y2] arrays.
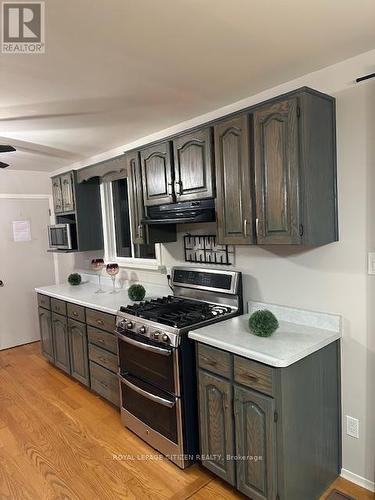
[[0, 145, 16, 152], [0, 161, 9, 168]]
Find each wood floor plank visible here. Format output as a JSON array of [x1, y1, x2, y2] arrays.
[[0, 342, 372, 500]]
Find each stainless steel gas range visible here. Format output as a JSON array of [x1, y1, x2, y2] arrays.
[[115, 267, 243, 468]]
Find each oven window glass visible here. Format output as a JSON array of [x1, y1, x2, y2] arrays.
[[118, 334, 176, 395], [121, 375, 178, 444]]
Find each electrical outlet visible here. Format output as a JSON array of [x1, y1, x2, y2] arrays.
[[346, 416, 359, 438], [368, 253, 375, 275]]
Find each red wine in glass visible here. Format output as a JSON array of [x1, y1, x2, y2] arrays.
[[106, 263, 119, 294]]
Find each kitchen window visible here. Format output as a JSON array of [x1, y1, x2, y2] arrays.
[[101, 177, 162, 269]]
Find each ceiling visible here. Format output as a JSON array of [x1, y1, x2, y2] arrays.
[[0, 0, 374, 172]]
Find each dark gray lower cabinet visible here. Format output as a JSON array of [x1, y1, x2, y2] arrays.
[[198, 371, 235, 485], [52, 313, 70, 374], [197, 342, 340, 500], [234, 386, 276, 500], [68, 318, 90, 386], [38, 307, 54, 363]]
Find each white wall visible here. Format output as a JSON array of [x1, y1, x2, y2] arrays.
[[54, 71, 375, 488], [0, 169, 51, 195]]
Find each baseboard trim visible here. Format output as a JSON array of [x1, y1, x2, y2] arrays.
[[341, 468, 375, 492]]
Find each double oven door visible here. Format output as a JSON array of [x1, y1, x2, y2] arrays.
[[117, 328, 186, 466]]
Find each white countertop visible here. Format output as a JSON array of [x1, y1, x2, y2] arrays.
[[35, 281, 171, 315], [189, 301, 341, 367]]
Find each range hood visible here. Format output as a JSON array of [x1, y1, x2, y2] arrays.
[[142, 199, 216, 225]]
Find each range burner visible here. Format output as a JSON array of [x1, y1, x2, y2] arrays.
[[121, 296, 232, 328]]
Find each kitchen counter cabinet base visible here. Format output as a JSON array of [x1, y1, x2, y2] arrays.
[[196, 341, 340, 500]]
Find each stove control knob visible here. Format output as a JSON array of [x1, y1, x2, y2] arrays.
[[126, 321, 134, 330], [161, 334, 169, 343], [138, 326, 147, 334], [118, 320, 126, 330], [153, 331, 161, 340]]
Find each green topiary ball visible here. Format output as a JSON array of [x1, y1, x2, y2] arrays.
[[68, 273, 82, 286], [248, 309, 279, 337], [128, 284, 146, 302]]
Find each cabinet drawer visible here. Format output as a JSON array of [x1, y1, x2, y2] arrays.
[[88, 326, 117, 354], [86, 309, 116, 333], [90, 361, 120, 407], [234, 356, 274, 396], [89, 344, 117, 373], [198, 343, 232, 378], [67, 302, 85, 323], [51, 298, 67, 316], [37, 294, 50, 310]]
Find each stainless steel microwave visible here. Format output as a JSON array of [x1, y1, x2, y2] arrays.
[[48, 223, 77, 250]]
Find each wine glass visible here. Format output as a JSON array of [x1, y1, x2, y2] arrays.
[[91, 258, 105, 293], [106, 263, 119, 294]]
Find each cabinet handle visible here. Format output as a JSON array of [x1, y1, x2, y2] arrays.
[[96, 319, 104, 326], [167, 182, 174, 196], [137, 224, 143, 239], [175, 180, 183, 196], [73, 311, 78, 317], [243, 373, 259, 383], [255, 218, 259, 238], [243, 219, 248, 237]]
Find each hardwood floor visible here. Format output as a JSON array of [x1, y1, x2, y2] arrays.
[[0, 342, 373, 500]]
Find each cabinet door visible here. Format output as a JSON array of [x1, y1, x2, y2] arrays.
[[52, 313, 70, 374], [140, 141, 174, 206], [38, 307, 54, 362], [60, 173, 75, 212], [214, 114, 254, 244], [52, 177, 63, 214], [254, 98, 301, 244], [126, 151, 146, 244], [68, 318, 89, 386], [173, 127, 214, 201], [234, 386, 277, 500], [198, 370, 235, 485]]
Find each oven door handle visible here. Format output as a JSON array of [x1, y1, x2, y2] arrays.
[[119, 374, 176, 408], [116, 331, 173, 356]]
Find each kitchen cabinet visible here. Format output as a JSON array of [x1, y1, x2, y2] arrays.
[[173, 127, 214, 202], [52, 173, 75, 214], [52, 177, 63, 214], [60, 172, 75, 212], [68, 318, 90, 386], [52, 312, 70, 374], [234, 386, 276, 500], [126, 150, 146, 245], [140, 141, 174, 206], [214, 114, 254, 244], [198, 370, 235, 485], [196, 341, 340, 500], [38, 307, 54, 363], [214, 88, 337, 246], [37, 294, 119, 406]]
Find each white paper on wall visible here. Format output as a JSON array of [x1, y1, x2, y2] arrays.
[[12, 220, 31, 242]]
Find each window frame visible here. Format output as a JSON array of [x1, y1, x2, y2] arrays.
[[100, 179, 162, 270]]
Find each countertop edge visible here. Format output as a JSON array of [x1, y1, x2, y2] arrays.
[[188, 330, 341, 368], [35, 287, 118, 315]]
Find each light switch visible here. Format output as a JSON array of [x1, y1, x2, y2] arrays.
[[368, 253, 375, 275]]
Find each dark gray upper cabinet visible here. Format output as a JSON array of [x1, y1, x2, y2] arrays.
[[173, 127, 214, 202], [234, 385, 276, 500], [254, 98, 300, 244], [68, 318, 90, 386], [140, 141, 174, 206], [214, 114, 254, 245], [60, 172, 75, 213], [52, 177, 63, 214], [38, 307, 54, 363], [253, 90, 338, 245], [126, 150, 146, 245], [198, 370, 235, 486], [52, 313, 70, 374]]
